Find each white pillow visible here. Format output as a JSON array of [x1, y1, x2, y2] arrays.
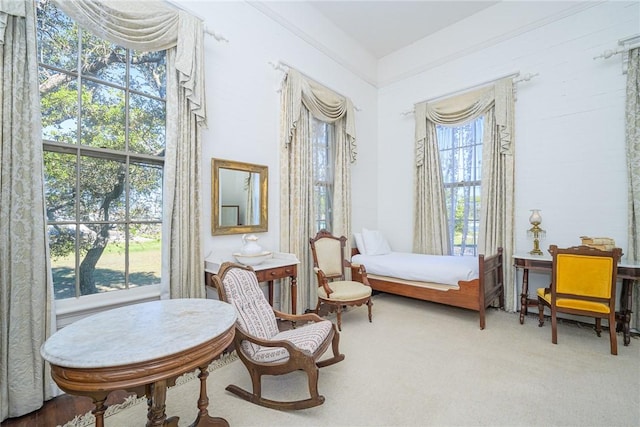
[[362, 228, 391, 256], [353, 233, 367, 255]]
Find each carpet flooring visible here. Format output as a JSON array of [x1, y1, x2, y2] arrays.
[[65, 293, 640, 426]]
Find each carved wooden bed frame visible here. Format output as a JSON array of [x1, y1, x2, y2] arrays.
[[350, 247, 505, 329]]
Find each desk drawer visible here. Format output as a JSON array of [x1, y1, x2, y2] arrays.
[[255, 266, 296, 282]]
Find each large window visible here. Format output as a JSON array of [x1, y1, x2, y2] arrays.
[[311, 117, 335, 232], [436, 117, 483, 256], [37, 0, 166, 299]]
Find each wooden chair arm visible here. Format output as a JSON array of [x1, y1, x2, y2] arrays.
[[273, 309, 325, 324], [313, 267, 334, 296], [350, 263, 371, 286]]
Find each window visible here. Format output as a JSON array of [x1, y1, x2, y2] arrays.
[[37, 0, 166, 299], [436, 117, 483, 256], [311, 117, 335, 232]]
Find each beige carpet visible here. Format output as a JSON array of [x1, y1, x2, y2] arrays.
[[64, 293, 640, 426]]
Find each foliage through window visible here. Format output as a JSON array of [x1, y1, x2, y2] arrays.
[[37, 0, 166, 299], [311, 117, 335, 232], [436, 117, 483, 256]]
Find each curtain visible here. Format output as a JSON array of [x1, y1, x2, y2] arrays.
[[625, 48, 640, 330], [413, 78, 515, 312], [0, 1, 56, 421], [280, 69, 356, 313], [53, 0, 207, 299]]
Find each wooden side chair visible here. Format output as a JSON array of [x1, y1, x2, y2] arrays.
[[537, 244, 622, 355], [210, 262, 344, 410], [309, 229, 373, 331]]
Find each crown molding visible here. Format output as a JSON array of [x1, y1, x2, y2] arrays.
[[249, 1, 605, 89]]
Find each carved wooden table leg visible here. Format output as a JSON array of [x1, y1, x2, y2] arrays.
[[91, 396, 108, 427], [519, 268, 530, 324], [189, 365, 229, 427], [616, 278, 633, 346], [146, 379, 178, 427]]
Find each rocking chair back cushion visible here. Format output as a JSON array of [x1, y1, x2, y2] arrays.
[[219, 267, 279, 357]]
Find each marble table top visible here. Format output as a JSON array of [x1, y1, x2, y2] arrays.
[[41, 299, 236, 369]]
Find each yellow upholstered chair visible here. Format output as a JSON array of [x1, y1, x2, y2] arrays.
[[537, 244, 622, 355], [309, 229, 373, 331]]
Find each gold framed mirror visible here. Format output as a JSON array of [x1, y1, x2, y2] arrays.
[[211, 158, 268, 236]]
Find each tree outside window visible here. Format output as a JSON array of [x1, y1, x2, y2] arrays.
[[37, 0, 166, 299]]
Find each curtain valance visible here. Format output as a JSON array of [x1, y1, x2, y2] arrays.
[[414, 78, 513, 166], [283, 69, 357, 162], [52, 0, 206, 124]]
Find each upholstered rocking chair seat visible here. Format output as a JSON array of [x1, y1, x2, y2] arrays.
[[317, 280, 373, 301], [248, 320, 334, 363]]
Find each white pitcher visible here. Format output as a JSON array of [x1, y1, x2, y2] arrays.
[[240, 234, 262, 255]]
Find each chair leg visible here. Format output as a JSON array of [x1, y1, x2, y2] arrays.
[[595, 318, 602, 337], [336, 305, 342, 331], [367, 298, 373, 323], [608, 313, 617, 355], [551, 310, 558, 344], [538, 298, 545, 327]]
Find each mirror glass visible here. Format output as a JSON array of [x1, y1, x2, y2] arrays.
[[211, 158, 268, 235]]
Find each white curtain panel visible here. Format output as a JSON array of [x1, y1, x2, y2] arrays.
[[0, 1, 57, 421], [625, 48, 640, 330], [280, 69, 356, 313], [413, 78, 515, 312], [52, 0, 207, 299]]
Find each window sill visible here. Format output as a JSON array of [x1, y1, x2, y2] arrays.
[[55, 285, 161, 330]]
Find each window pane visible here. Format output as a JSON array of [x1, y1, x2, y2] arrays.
[[79, 157, 126, 222], [81, 33, 126, 87], [129, 94, 166, 155], [40, 74, 78, 144], [80, 80, 126, 150], [44, 151, 77, 221], [130, 163, 163, 221], [129, 224, 161, 288], [37, 1, 78, 72], [130, 50, 167, 98], [49, 229, 77, 300]]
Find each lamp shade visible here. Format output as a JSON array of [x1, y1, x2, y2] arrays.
[[529, 209, 542, 224]]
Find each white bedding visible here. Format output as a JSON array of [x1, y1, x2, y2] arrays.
[[352, 251, 479, 286]]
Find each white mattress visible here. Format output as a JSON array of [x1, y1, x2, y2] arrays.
[[352, 252, 479, 286]]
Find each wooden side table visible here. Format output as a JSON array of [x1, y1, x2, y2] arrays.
[[41, 299, 236, 427], [206, 252, 300, 314]]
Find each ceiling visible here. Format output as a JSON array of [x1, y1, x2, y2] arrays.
[[307, 1, 500, 58]]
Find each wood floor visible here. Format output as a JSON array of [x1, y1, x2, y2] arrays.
[[1, 390, 133, 427]]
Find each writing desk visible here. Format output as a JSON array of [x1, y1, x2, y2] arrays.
[[206, 252, 300, 314], [41, 299, 236, 427], [513, 252, 640, 345]]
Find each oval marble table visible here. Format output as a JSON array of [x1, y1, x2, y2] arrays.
[[41, 299, 236, 427]]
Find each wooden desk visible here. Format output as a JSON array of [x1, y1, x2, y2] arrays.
[[41, 299, 236, 427], [206, 252, 300, 314], [513, 252, 640, 345]]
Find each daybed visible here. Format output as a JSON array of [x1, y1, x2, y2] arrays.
[[350, 246, 505, 329]]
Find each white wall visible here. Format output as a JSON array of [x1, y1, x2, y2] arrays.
[[377, 1, 638, 257], [174, 1, 379, 267], [178, 0, 637, 305]]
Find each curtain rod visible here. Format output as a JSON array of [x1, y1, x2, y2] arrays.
[[401, 71, 538, 116], [268, 60, 362, 111], [164, 0, 229, 43]]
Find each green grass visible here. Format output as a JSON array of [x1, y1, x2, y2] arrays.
[[51, 239, 161, 299]]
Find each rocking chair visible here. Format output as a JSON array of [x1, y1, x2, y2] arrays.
[[210, 262, 345, 410]]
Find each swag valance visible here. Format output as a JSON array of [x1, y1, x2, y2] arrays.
[[414, 78, 513, 166], [52, 0, 206, 124], [282, 69, 357, 162]]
